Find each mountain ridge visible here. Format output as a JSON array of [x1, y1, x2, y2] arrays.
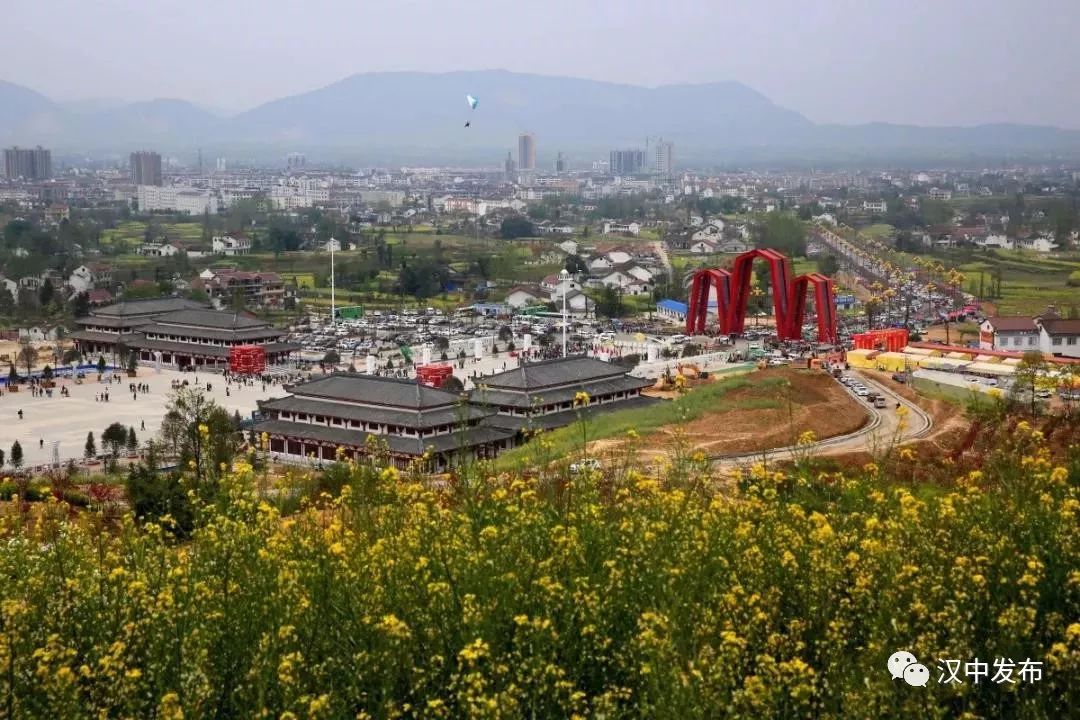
[[2, 71, 1080, 161]]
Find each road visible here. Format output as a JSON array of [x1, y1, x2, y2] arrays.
[[710, 371, 932, 469]]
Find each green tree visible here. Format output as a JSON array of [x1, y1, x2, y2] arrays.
[[84, 432, 96, 460], [322, 350, 341, 366], [126, 427, 138, 454], [1011, 350, 1048, 417], [8, 363, 17, 384], [38, 278, 54, 307], [500, 216, 535, 240], [754, 214, 807, 257], [9, 441, 22, 470], [864, 298, 883, 330], [564, 254, 588, 275], [160, 387, 239, 496], [817, 254, 840, 277], [126, 443, 193, 536], [97, 355, 107, 376], [597, 286, 624, 318], [920, 199, 953, 226], [102, 422, 128, 462], [17, 344, 35, 378]]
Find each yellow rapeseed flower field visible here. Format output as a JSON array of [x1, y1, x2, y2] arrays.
[[0, 434, 1075, 718]]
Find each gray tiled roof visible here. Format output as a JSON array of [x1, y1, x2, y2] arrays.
[[91, 297, 207, 317], [289, 373, 464, 410], [68, 329, 138, 344], [472, 374, 653, 409], [152, 309, 269, 330], [259, 394, 490, 429], [480, 356, 629, 391], [254, 419, 515, 456], [75, 315, 155, 329]]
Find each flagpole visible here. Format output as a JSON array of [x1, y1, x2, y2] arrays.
[[330, 238, 336, 327]]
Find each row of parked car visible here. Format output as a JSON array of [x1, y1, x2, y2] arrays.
[[837, 374, 889, 408]]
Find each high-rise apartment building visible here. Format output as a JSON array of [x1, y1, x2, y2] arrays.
[[653, 140, 674, 178], [130, 151, 163, 186], [504, 151, 516, 175], [555, 152, 565, 173], [3, 146, 52, 180], [286, 152, 306, 170], [609, 149, 645, 175], [517, 133, 536, 171]]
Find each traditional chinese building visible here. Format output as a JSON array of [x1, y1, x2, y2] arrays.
[[471, 355, 656, 432], [69, 297, 298, 369], [254, 373, 517, 471]]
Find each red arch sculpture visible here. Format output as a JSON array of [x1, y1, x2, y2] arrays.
[[685, 249, 838, 344]]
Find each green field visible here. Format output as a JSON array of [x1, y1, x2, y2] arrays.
[[859, 223, 895, 240], [101, 220, 203, 252], [951, 249, 1080, 315]]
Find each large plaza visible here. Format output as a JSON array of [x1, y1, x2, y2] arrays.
[[0, 367, 290, 470], [0, 351, 529, 470]]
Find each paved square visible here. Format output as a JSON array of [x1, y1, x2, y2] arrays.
[[0, 368, 290, 471]]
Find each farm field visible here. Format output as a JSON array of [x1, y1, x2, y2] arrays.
[[950, 250, 1080, 315], [100, 220, 203, 252]]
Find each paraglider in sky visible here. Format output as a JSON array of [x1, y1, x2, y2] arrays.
[[464, 94, 478, 127]]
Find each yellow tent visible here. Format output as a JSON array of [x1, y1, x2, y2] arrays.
[[872, 352, 914, 372], [920, 357, 972, 371], [968, 362, 1016, 376], [846, 348, 879, 368]]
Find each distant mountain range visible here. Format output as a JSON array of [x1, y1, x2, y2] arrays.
[[3, 70, 1080, 164]]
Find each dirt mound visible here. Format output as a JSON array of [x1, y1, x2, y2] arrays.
[[604, 368, 868, 461]]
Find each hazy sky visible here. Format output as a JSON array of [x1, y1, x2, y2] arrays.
[[5, 0, 1080, 127]]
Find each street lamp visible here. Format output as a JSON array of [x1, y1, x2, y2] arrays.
[[560, 268, 570, 358], [329, 237, 336, 327]]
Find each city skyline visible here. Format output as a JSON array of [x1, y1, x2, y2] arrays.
[[3, 1, 1080, 129]]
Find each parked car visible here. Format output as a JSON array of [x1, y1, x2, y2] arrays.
[[891, 373, 907, 384]]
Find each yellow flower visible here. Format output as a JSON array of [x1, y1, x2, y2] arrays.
[[573, 391, 591, 407]]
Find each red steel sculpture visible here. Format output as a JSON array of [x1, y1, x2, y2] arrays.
[[685, 249, 838, 343]]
